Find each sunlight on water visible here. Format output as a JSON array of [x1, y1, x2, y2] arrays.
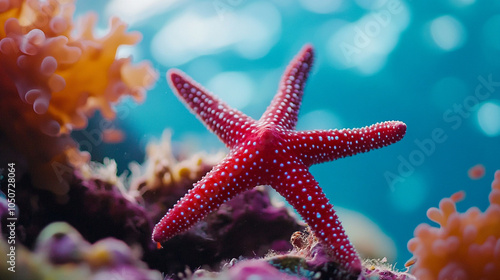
[[325, 0, 410, 75], [150, 1, 281, 66]]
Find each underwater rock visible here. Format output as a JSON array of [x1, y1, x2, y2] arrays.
[[13, 170, 152, 251], [174, 228, 414, 280], [146, 186, 304, 277], [265, 229, 415, 280], [187, 259, 301, 280]]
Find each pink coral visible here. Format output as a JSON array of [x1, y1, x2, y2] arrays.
[[407, 171, 500, 280]]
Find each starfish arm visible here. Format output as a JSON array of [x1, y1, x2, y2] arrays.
[[292, 121, 406, 166], [168, 69, 257, 148], [152, 150, 260, 243], [259, 44, 313, 130], [270, 165, 362, 273]]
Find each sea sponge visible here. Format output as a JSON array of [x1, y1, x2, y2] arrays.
[[407, 171, 500, 280]]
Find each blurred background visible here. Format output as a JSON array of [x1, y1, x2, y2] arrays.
[[72, 0, 500, 267]]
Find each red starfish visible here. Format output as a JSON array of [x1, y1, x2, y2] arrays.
[[153, 45, 406, 273]]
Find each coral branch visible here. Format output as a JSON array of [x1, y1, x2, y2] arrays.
[[0, 0, 157, 195]]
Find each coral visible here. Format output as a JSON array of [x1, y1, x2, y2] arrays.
[[0, 222, 162, 280], [266, 229, 415, 280], [0, 0, 157, 196], [0, 0, 157, 135], [129, 130, 225, 221], [1, 132, 406, 280], [407, 170, 500, 279], [0, 2, 409, 280], [2, 130, 304, 277], [468, 164, 485, 180], [102, 128, 125, 143]]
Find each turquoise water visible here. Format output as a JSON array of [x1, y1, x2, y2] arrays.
[[74, 0, 500, 267]]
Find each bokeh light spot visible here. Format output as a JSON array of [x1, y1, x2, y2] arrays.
[[476, 101, 500, 137], [299, 0, 343, 14], [151, 1, 281, 66], [297, 110, 344, 131], [430, 15, 466, 51], [207, 72, 254, 110], [325, 1, 410, 75]]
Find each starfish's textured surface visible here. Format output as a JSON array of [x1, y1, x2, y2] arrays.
[[153, 45, 406, 273]]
